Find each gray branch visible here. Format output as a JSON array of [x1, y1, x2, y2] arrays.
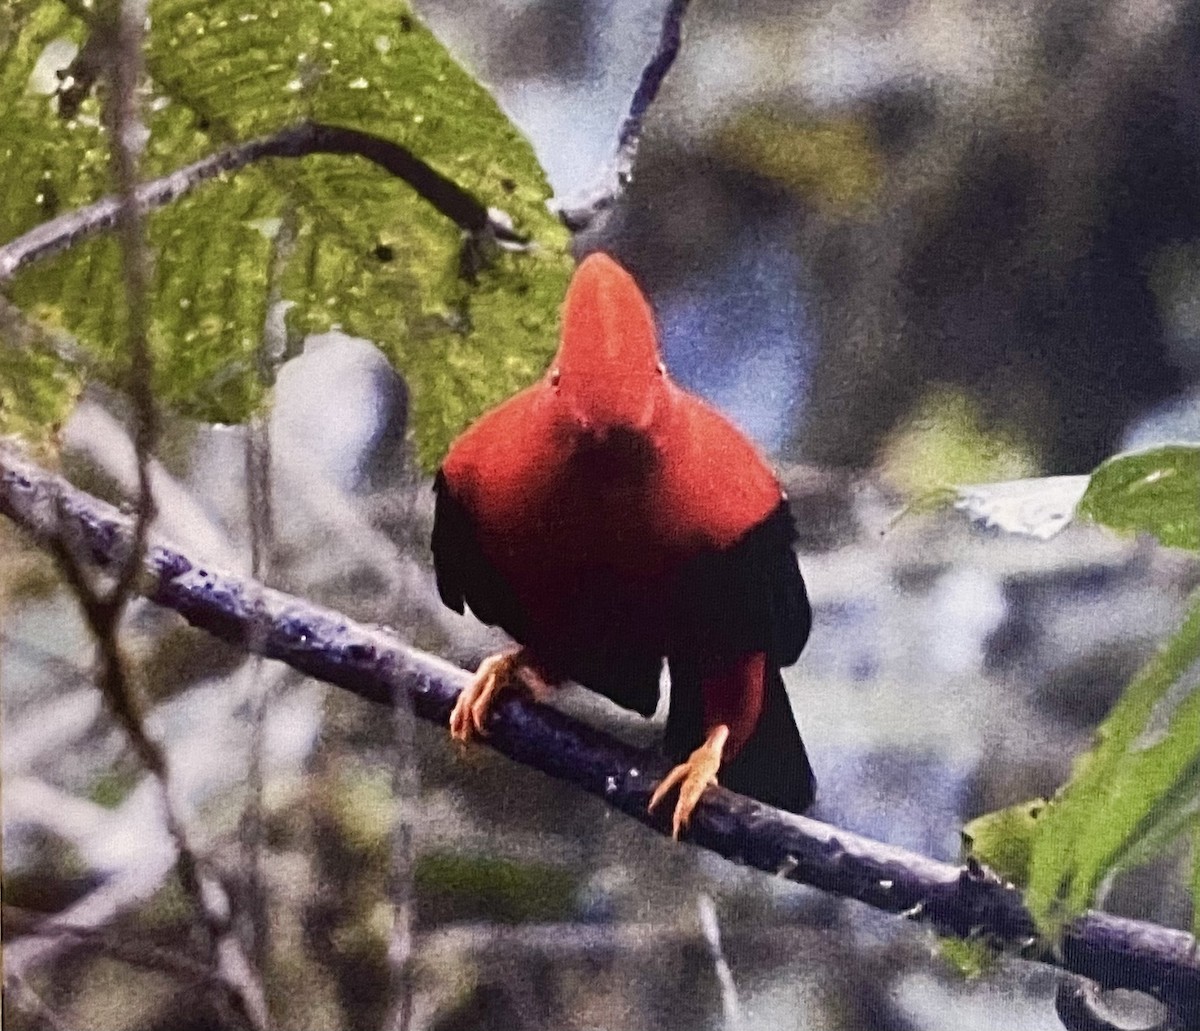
[[556, 0, 692, 231], [1, 443, 1198, 1024], [0, 121, 523, 284]]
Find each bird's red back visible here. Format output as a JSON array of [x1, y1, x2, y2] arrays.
[[441, 253, 782, 564]]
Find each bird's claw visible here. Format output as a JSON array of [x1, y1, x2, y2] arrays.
[[450, 651, 519, 742], [449, 650, 557, 743], [648, 736, 724, 840]]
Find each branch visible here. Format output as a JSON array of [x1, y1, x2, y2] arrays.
[[556, 0, 692, 231], [2, 969, 72, 1031], [43, 6, 270, 1029], [5, 905, 227, 987], [2, 444, 1199, 1023], [0, 121, 523, 284], [698, 893, 742, 1031]]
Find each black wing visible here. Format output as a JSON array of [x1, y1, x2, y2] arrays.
[[665, 499, 815, 813], [669, 498, 811, 666], [431, 470, 664, 716], [431, 469, 530, 643]]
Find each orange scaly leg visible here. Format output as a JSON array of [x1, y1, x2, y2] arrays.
[[648, 724, 729, 840], [449, 648, 557, 743]]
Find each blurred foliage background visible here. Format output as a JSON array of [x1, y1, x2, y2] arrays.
[[3, 0, 1200, 1029]]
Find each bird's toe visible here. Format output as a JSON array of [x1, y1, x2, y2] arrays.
[[449, 650, 526, 743]]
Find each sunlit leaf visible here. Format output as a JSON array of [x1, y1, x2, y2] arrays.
[[951, 445, 1200, 549], [1193, 828, 1199, 936], [0, 333, 82, 440], [881, 387, 1039, 500], [938, 935, 996, 979], [1024, 593, 1200, 933], [1, 0, 572, 465], [1076, 445, 1200, 552], [954, 476, 1090, 540], [962, 798, 1048, 889]]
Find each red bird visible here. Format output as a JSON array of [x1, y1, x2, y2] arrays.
[[432, 252, 814, 836]]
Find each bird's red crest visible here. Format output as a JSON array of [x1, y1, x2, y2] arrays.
[[552, 253, 664, 435]]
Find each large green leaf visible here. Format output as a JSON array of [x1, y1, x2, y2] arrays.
[[1023, 593, 1200, 933], [1077, 445, 1200, 551], [0, 0, 572, 466], [953, 445, 1200, 548], [955, 445, 1200, 939]]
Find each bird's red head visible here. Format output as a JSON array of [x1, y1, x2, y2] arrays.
[[550, 252, 666, 439]]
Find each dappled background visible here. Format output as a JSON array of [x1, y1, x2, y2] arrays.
[[4, 0, 1200, 1028]]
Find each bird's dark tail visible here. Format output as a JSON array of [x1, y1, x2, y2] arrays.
[[722, 666, 815, 814], [666, 665, 815, 815]]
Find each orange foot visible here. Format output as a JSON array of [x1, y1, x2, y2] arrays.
[[648, 724, 729, 840], [449, 648, 557, 743]]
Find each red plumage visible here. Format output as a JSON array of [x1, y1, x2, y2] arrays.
[[433, 253, 814, 834]]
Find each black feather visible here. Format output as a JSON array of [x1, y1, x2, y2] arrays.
[[670, 499, 811, 664], [665, 499, 815, 814], [431, 469, 530, 641], [433, 476, 814, 806]]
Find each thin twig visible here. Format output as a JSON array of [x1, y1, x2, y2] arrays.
[[0, 121, 523, 283], [34, 5, 271, 1028], [2, 969, 73, 1031], [4, 905, 225, 986], [556, 0, 692, 231], [698, 893, 742, 1031], [105, 0, 156, 612], [381, 682, 419, 1031], [236, 195, 295, 979], [1, 445, 1199, 1024]]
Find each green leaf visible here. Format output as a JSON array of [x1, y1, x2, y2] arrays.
[[881, 387, 1039, 501], [1076, 445, 1200, 551], [1024, 592, 1200, 933], [713, 110, 883, 214], [937, 935, 996, 979], [414, 851, 578, 926], [962, 798, 1049, 890], [0, 330, 82, 438], [1, 0, 572, 466], [1193, 827, 1199, 936]]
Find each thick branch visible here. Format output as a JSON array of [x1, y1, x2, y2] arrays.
[[558, 0, 692, 231], [0, 121, 522, 283], [1, 444, 1198, 1022]]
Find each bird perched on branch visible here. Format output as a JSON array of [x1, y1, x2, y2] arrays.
[[432, 252, 814, 836]]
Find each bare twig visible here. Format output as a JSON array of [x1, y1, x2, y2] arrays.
[[0, 121, 524, 284], [105, 0, 156, 612], [2, 969, 73, 1031], [556, 0, 692, 231], [2, 819, 178, 977], [2, 445, 1199, 1024], [236, 196, 295, 978], [4, 905, 225, 987], [31, 6, 270, 1028], [381, 683, 419, 1031], [698, 894, 742, 1031]]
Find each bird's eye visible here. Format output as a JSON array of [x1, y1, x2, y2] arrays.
[[550, 367, 561, 387]]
